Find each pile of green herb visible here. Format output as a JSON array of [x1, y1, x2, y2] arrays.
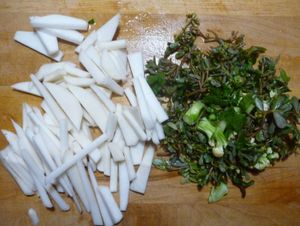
[[146, 13, 300, 202]]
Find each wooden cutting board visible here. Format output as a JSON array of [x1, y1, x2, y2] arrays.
[[0, 1, 300, 225]]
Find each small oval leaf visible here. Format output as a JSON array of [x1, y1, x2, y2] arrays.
[[273, 111, 287, 128]]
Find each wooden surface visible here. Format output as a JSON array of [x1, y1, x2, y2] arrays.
[[1, 0, 300, 225]]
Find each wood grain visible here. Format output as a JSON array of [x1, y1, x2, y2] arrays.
[[0, 1, 300, 226]]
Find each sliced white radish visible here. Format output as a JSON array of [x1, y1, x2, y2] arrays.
[[98, 186, 123, 224], [63, 150, 90, 212], [43, 68, 66, 82], [103, 145, 111, 176], [43, 113, 57, 127], [96, 39, 127, 50], [124, 87, 137, 107], [123, 147, 136, 181], [90, 84, 116, 112], [79, 51, 123, 95], [127, 52, 144, 78], [138, 76, 169, 123], [64, 64, 90, 78], [44, 82, 83, 130], [87, 165, 114, 226], [82, 109, 97, 127], [110, 158, 118, 193], [116, 105, 139, 146], [105, 113, 118, 141], [45, 133, 108, 184], [14, 31, 63, 61], [59, 119, 69, 154], [75, 30, 97, 53], [40, 101, 59, 126], [123, 109, 147, 141], [133, 78, 155, 130], [68, 85, 108, 132], [31, 74, 67, 123], [11, 81, 41, 97], [1, 130, 20, 155], [28, 208, 39, 226], [85, 45, 101, 68], [155, 121, 165, 140], [96, 14, 120, 44], [30, 14, 88, 30], [108, 142, 124, 162], [36, 30, 59, 55], [36, 62, 75, 80], [64, 76, 95, 87], [130, 145, 155, 194], [108, 50, 128, 81], [130, 141, 145, 165], [77, 160, 103, 225], [119, 161, 129, 211], [39, 28, 84, 45]]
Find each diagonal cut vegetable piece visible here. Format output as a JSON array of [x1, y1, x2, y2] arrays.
[[124, 87, 137, 107], [123, 109, 147, 141], [85, 45, 101, 68], [28, 208, 39, 226], [1, 130, 20, 155], [79, 51, 124, 95], [105, 112, 118, 141], [130, 145, 155, 194], [36, 62, 75, 80], [68, 85, 108, 132], [108, 142, 124, 162], [119, 161, 129, 211], [14, 31, 63, 61], [75, 30, 97, 53], [64, 64, 90, 78], [123, 147, 136, 181], [64, 76, 95, 87], [39, 28, 84, 45], [11, 81, 41, 97], [90, 84, 116, 112], [127, 52, 145, 78], [30, 14, 88, 30], [43, 68, 66, 82], [110, 158, 118, 193], [44, 82, 83, 130], [45, 133, 108, 184], [97, 40, 127, 50], [36, 30, 59, 55], [96, 14, 120, 44], [130, 141, 145, 165]]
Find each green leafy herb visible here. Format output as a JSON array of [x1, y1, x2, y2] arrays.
[[88, 18, 95, 25], [146, 13, 300, 202]]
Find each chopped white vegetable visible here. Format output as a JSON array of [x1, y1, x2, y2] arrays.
[[123, 147, 136, 181], [75, 30, 97, 53], [43, 68, 66, 82], [130, 141, 145, 165], [124, 87, 137, 107], [155, 121, 165, 140], [104, 112, 118, 141], [130, 145, 155, 194], [1, 130, 20, 155], [96, 39, 127, 50], [90, 84, 116, 112], [98, 186, 123, 224], [64, 64, 90, 78], [127, 52, 144, 78], [119, 161, 129, 211], [30, 14, 88, 30], [36, 62, 75, 80], [123, 109, 147, 141], [44, 82, 83, 130], [68, 85, 108, 132], [96, 14, 120, 44], [108, 142, 124, 162], [39, 28, 84, 45], [85, 45, 101, 68], [45, 133, 108, 184], [64, 76, 95, 87], [109, 158, 118, 192], [14, 31, 63, 61], [102, 145, 111, 176], [11, 81, 41, 97], [36, 30, 59, 56], [28, 208, 40, 226]]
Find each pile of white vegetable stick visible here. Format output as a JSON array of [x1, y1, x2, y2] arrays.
[[1, 14, 168, 226]]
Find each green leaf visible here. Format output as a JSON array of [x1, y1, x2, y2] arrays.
[[88, 18, 95, 25], [273, 112, 287, 128], [146, 73, 166, 95], [208, 182, 228, 203], [255, 97, 263, 111], [222, 108, 246, 131], [239, 94, 254, 114], [278, 69, 290, 83]]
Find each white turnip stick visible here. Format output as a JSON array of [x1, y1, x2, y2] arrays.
[[31, 74, 67, 122], [64, 64, 90, 78], [68, 85, 108, 132], [36, 30, 59, 55], [151, 129, 160, 145], [123, 109, 147, 141], [108, 142, 124, 162], [105, 113, 118, 141], [1, 130, 20, 155], [77, 160, 103, 225], [45, 133, 108, 184], [96, 14, 120, 44], [28, 208, 39, 226], [63, 150, 89, 212], [41, 101, 58, 126], [43, 68, 66, 82], [90, 84, 116, 112], [155, 121, 165, 140], [47, 185, 70, 211], [96, 39, 126, 50], [130, 145, 155, 194], [98, 186, 123, 224], [123, 147, 136, 181], [43, 113, 56, 126], [127, 52, 144, 78], [11, 81, 41, 97], [59, 119, 69, 154], [87, 165, 114, 226], [44, 82, 83, 130], [130, 141, 145, 165], [133, 78, 156, 130], [30, 14, 88, 30], [83, 109, 97, 127], [124, 87, 137, 107], [36, 62, 75, 80], [103, 145, 111, 176], [75, 30, 97, 53], [100, 50, 124, 81], [118, 161, 129, 211], [138, 76, 169, 123], [116, 105, 139, 146], [64, 76, 95, 87], [14, 31, 63, 61], [79, 51, 124, 95], [22, 103, 33, 130], [39, 28, 84, 45], [86, 45, 101, 68], [109, 158, 118, 193]]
